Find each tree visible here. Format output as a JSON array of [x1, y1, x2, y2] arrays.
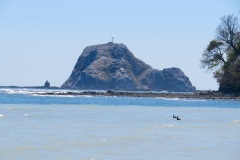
[[201, 14, 240, 93], [201, 40, 225, 70], [216, 15, 240, 56]]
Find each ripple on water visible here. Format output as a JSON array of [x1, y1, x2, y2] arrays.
[[23, 114, 29, 117], [231, 120, 240, 123]]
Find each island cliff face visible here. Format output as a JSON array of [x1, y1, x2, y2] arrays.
[[62, 43, 196, 92]]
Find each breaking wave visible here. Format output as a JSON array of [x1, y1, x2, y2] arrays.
[[156, 97, 205, 102], [0, 89, 33, 95]]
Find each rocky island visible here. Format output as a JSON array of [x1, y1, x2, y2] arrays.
[[62, 42, 195, 92]]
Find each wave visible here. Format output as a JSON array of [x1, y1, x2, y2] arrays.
[[0, 88, 33, 95], [161, 124, 174, 127], [0, 114, 4, 118], [156, 97, 180, 101], [23, 114, 29, 117], [182, 99, 206, 102], [32, 94, 76, 98], [0, 89, 16, 94], [82, 95, 94, 98], [231, 120, 240, 123], [0, 88, 95, 98], [100, 139, 107, 142], [156, 97, 206, 102], [0, 88, 79, 97]]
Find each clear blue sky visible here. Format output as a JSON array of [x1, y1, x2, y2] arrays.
[[0, 0, 239, 90]]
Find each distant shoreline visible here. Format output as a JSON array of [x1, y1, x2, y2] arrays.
[[35, 90, 240, 100], [1, 86, 239, 100]]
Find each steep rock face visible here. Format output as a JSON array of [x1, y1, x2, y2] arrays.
[[138, 68, 195, 92], [62, 43, 196, 92]]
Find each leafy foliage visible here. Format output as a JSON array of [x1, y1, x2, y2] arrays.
[[201, 40, 225, 70], [201, 14, 240, 93]]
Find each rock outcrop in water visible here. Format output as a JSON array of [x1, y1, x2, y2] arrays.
[[62, 42, 195, 92]]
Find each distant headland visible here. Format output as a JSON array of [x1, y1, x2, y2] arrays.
[[0, 80, 59, 90]]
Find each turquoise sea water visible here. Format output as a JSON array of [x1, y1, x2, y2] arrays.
[[0, 88, 240, 160]]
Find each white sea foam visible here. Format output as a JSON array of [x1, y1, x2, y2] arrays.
[[0, 88, 78, 97], [50, 95, 75, 98], [32, 94, 75, 98], [100, 139, 107, 142], [231, 120, 240, 123], [156, 97, 206, 102], [156, 97, 180, 101], [182, 99, 206, 102], [162, 124, 174, 127], [0, 89, 33, 95], [23, 114, 29, 117], [0, 114, 4, 118], [0, 89, 15, 94], [82, 95, 94, 98], [61, 95, 75, 98]]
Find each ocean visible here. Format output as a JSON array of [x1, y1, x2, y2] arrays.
[[0, 88, 240, 160]]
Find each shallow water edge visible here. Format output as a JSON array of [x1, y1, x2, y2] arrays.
[[35, 90, 240, 100]]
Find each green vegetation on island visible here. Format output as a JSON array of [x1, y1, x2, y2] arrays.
[[201, 14, 240, 93]]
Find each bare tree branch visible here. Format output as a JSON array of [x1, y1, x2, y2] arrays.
[[216, 15, 240, 55]]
